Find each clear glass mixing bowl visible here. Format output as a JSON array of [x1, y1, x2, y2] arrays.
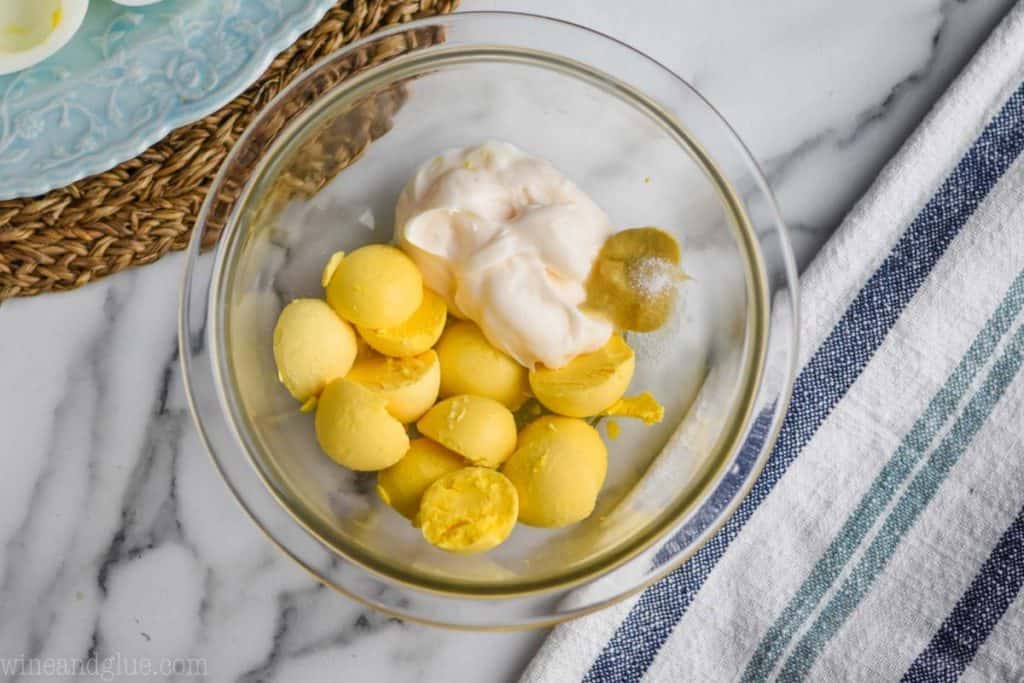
[[180, 11, 798, 629]]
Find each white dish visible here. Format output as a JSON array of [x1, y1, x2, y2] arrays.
[[0, 0, 88, 76]]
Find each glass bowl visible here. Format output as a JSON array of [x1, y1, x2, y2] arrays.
[[180, 11, 798, 629]]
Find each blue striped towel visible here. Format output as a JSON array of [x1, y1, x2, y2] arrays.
[[523, 5, 1024, 682]]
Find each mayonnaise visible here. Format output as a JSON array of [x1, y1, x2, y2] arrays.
[[395, 141, 613, 369]]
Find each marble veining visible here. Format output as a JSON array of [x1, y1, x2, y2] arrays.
[[0, 1, 1017, 680]]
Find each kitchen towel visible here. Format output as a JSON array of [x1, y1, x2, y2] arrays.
[[523, 4, 1024, 682]]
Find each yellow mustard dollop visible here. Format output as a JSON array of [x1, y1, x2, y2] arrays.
[[584, 226, 684, 332]]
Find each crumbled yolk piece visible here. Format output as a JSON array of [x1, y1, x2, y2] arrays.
[[601, 391, 664, 425]]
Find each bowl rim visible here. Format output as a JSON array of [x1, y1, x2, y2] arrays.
[[180, 9, 800, 628]]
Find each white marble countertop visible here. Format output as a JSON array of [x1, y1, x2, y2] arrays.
[[0, 1, 1016, 680]]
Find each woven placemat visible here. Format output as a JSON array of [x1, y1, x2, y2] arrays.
[[0, 0, 458, 301]]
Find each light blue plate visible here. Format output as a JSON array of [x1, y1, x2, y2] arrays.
[[0, 0, 334, 200]]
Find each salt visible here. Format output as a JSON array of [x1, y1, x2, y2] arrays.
[[628, 256, 675, 300]]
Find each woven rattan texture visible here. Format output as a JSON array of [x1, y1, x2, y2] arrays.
[[0, 0, 457, 300]]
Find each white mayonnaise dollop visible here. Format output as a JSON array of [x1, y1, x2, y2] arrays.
[[395, 141, 613, 369]]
